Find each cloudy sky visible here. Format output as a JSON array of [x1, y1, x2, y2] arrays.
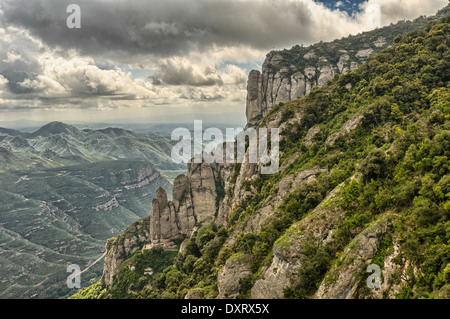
[[0, 0, 447, 126]]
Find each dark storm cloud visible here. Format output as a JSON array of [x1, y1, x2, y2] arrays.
[[0, 20, 44, 94], [0, 0, 315, 59]]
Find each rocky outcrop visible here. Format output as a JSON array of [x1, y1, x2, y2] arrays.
[[303, 126, 321, 147], [217, 253, 253, 299], [314, 214, 394, 299], [325, 113, 364, 146], [251, 182, 347, 299], [102, 158, 222, 285], [246, 70, 265, 123], [102, 217, 151, 285], [245, 53, 317, 125], [216, 103, 304, 230], [149, 158, 220, 248], [188, 160, 218, 225], [245, 28, 402, 125]]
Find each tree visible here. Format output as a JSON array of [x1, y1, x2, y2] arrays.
[[360, 149, 388, 181], [345, 179, 361, 202]]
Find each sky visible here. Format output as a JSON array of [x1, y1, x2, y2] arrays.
[[0, 0, 447, 126]]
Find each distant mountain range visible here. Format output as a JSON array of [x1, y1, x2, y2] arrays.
[[0, 121, 185, 172]]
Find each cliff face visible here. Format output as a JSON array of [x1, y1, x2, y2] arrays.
[[245, 11, 448, 125], [149, 159, 222, 248], [102, 217, 151, 286], [246, 46, 371, 124], [102, 159, 223, 285]]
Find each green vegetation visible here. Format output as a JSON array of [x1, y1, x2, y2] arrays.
[[71, 247, 178, 299], [77, 12, 450, 300], [283, 243, 333, 299], [69, 280, 108, 299], [232, 16, 450, 299], [269, 5, 449, 77], [109, 247, 178, 298], [135, 223, 228, 299]]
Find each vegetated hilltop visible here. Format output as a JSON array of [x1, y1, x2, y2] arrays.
[[73, 11, 450, 299]]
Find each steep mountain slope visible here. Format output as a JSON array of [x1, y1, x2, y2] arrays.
[[74, 11, 450, 299]]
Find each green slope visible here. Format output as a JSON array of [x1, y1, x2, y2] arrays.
[[76, 14, 450, 299]]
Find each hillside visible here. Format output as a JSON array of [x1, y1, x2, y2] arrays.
[[0, 161, 172, 298], [73, 12, 450, 299]]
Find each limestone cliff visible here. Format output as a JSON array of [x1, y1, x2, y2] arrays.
[[101, 158, 223, 285], [149, 159, 222, 248], [246, 48, 368, 124], [245, 13, 443, 125], [102, 217, 151, 286]]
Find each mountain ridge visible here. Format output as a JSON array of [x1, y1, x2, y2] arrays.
[[0, 122, 183, 297], [0, 121, 185, 171], [28, 121, 82, 138]]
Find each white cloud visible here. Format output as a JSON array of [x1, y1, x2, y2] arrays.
[[0, 74, 8, 87], [2, 51, 21, 63], [208, 44, 266, 64], [152, 56, 223, 86], [13, 52, 162, 100], [152, 54, 248, 87], [221, 64, 247, 85], [0, 74, 8, 103]]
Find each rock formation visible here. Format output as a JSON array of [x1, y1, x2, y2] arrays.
[[250, 183, 347, 298], [93, 7, 450, 299], [149, 158, 221, 249], [217, 254, 253, 299], [314, 214, 394, 299], [245, 34, 399, 125], [246, 70, 264, 123], [102, 217, 151, 285], [102, 158, 222, 285]]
